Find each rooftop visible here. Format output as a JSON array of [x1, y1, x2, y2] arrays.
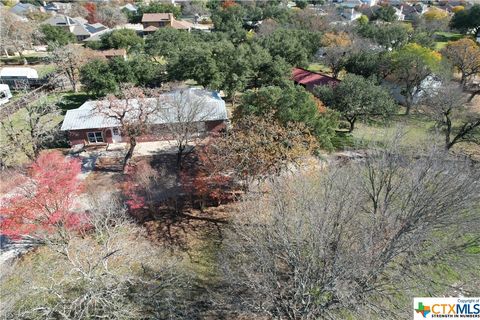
[[292, 68, 340, 88], [142, 13, 173, 22], [61, 88, 227, 131]]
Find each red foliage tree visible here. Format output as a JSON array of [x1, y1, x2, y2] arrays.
[[222, 0, 237, 9], [122, 164, 147, 212], [180, 141, 234, 210], [84, 2, 98, 23], [0, 151, 87, 239]]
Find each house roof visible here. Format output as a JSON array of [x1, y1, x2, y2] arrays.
[[142, 13, 172, 22], [171, 19, 193, 30], [44, 14, 77, 26], [61, 88, 228, 131], [292, 68, 339, 87], [0, 67, 39, 79], [143, 25, 159, 32], [9, 2, 38, 16], [120, 3, 137, 12]]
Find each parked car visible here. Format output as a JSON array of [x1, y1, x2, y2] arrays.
[[0, 84, 12, 105]]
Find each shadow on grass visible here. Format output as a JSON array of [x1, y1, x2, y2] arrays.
[[58, 92, 92, 115]]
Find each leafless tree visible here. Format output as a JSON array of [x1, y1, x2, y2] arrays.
[[155, 89, 215, 167], [0, 192, 194, 320], [95, 5, 128, 28], [0, 8, 36, 64], [220, 144, 480, 319], [423, 82, 480, 150], [94, 85, 157, 171], [66, 3, 89, 19], [0, 94, 62, 162], [50, 44, 99, 93]]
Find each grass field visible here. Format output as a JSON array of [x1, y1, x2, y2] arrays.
[[0, 91, 93, 166], [434, 32, 465, 51]]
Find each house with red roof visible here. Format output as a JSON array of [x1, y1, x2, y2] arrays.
[[291, 67, 340, 93]]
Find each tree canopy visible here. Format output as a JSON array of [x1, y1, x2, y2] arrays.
[[316, 74, 397, 131], [236, 84, 338, 149], [390, 43, 442, 114], [450, 4, 480, 34], [100, 29, 144, 52], [40, 24, 76, 46]]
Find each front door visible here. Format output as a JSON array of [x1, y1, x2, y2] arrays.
[[111, 127, 122, 143]]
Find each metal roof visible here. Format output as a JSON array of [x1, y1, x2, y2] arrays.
[[61, 88, 228, 131], [0, 67, 39, 79]]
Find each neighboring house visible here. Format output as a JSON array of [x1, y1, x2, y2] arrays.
[[358, 4, 381, 19], [361, 0, 378, 6], [61, 88, 228, 146], [43, 15, 109, 41], [341, 0, 363, 8], [9, 2, 43, 16], [120, 3, 138, 13], [395, 3, 428, 21], [0, 67, 39, 89], [392, 5, 405, 20], [383, 75, 442, 105], [0, 67, 39, 81], [43, 1, 72, 14], [141, 13, 194, 34], [84, 23, 144, 42], [292, 68, 340, 93], [342, 8, 363, 21], [142, 13, 174, 32]]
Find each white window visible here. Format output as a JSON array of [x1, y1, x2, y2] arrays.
[[87, 131, 104, 143], [112, 127, 120, 135]]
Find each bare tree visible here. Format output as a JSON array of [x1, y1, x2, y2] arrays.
[[155, 89, 215, 167], [220, 144, 480, 319], [0, 192, 193, 319], [94, 85, 156, 171], [423, 82, 480, 150], [0, 8, 36, 64], [0, 94, 62, 161], [50, 44, 99, 93], [95, 5, 128, 28]]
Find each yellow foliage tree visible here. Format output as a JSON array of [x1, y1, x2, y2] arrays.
[[443, 38, 480, 86], [452, 6, 465, 13], [424, 7, 449, 21]]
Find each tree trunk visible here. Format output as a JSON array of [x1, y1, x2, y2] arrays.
[[123, 137, 136, 172], [346, 116, 356, 133], [468, 90, 479, 102], [18, 51, 27, 65], [444, 111, 452, 150], [403, 86, 415, 115], [177, 145, 185, 168], [446, 119, 480, 150], [404, 98, 412, 115]]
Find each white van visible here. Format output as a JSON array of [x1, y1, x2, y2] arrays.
[[0, 84, 13, 105]]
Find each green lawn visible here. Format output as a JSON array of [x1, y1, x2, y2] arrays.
[[307, 63, 332, 74], [434, 32, 464, 51], [0, 91, 93, 166], [352, 115, 438, 148], [57, 92, 92, 114]]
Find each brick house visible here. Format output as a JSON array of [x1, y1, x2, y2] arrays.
[[60, 88, 228, 146], [141, 13, 194, 34]]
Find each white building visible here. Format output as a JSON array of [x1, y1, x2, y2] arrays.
[[0, 67, 39, 80]]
